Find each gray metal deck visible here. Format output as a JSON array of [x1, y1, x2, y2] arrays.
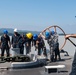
[[0, 55, 73, 75]]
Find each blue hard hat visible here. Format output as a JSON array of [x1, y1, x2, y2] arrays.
[[3, 30, 8, 34], [45, 32, 50, 37], [51, 31, 55, 35], [33, 34, 38, 40]]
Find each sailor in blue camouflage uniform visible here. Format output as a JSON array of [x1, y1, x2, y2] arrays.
[[53, 31, 61, 61], [65, 34, 76, 75], [40, 31, 60, 62]]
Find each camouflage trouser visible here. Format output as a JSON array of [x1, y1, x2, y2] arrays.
[[69, 50, 76, 75], [42, 47, 47, 56], [49, 44, 55, 61]]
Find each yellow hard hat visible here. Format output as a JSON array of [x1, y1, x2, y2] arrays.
[[26, 33, 33, 39]]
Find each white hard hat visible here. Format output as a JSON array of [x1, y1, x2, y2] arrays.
[[14, 28, 18, 32]]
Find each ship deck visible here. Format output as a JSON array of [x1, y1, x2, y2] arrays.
[[0, 55, 73, 75]]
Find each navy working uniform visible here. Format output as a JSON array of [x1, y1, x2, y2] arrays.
[[53, 32, 61, 61], [41, 31, 60, 62], [65, 34, 76, 75], [1, 30, 10, 57], [47, 31, 60, 61], [45, 32, 55, 61], [36, 35, 47, 56], [32, 34, 38, 51], [69, 51, 76, 75], [54, 42, 61, 61], [18, 34, 25, 54], [11, 29, 21, 48], [25, 33, 33, 55]]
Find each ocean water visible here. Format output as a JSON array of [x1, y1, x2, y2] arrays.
[[59, 36, 76, 56], [0, 36, 75, 56]]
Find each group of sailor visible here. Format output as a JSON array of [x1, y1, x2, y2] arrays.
[[0, 28, 61, 62]]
